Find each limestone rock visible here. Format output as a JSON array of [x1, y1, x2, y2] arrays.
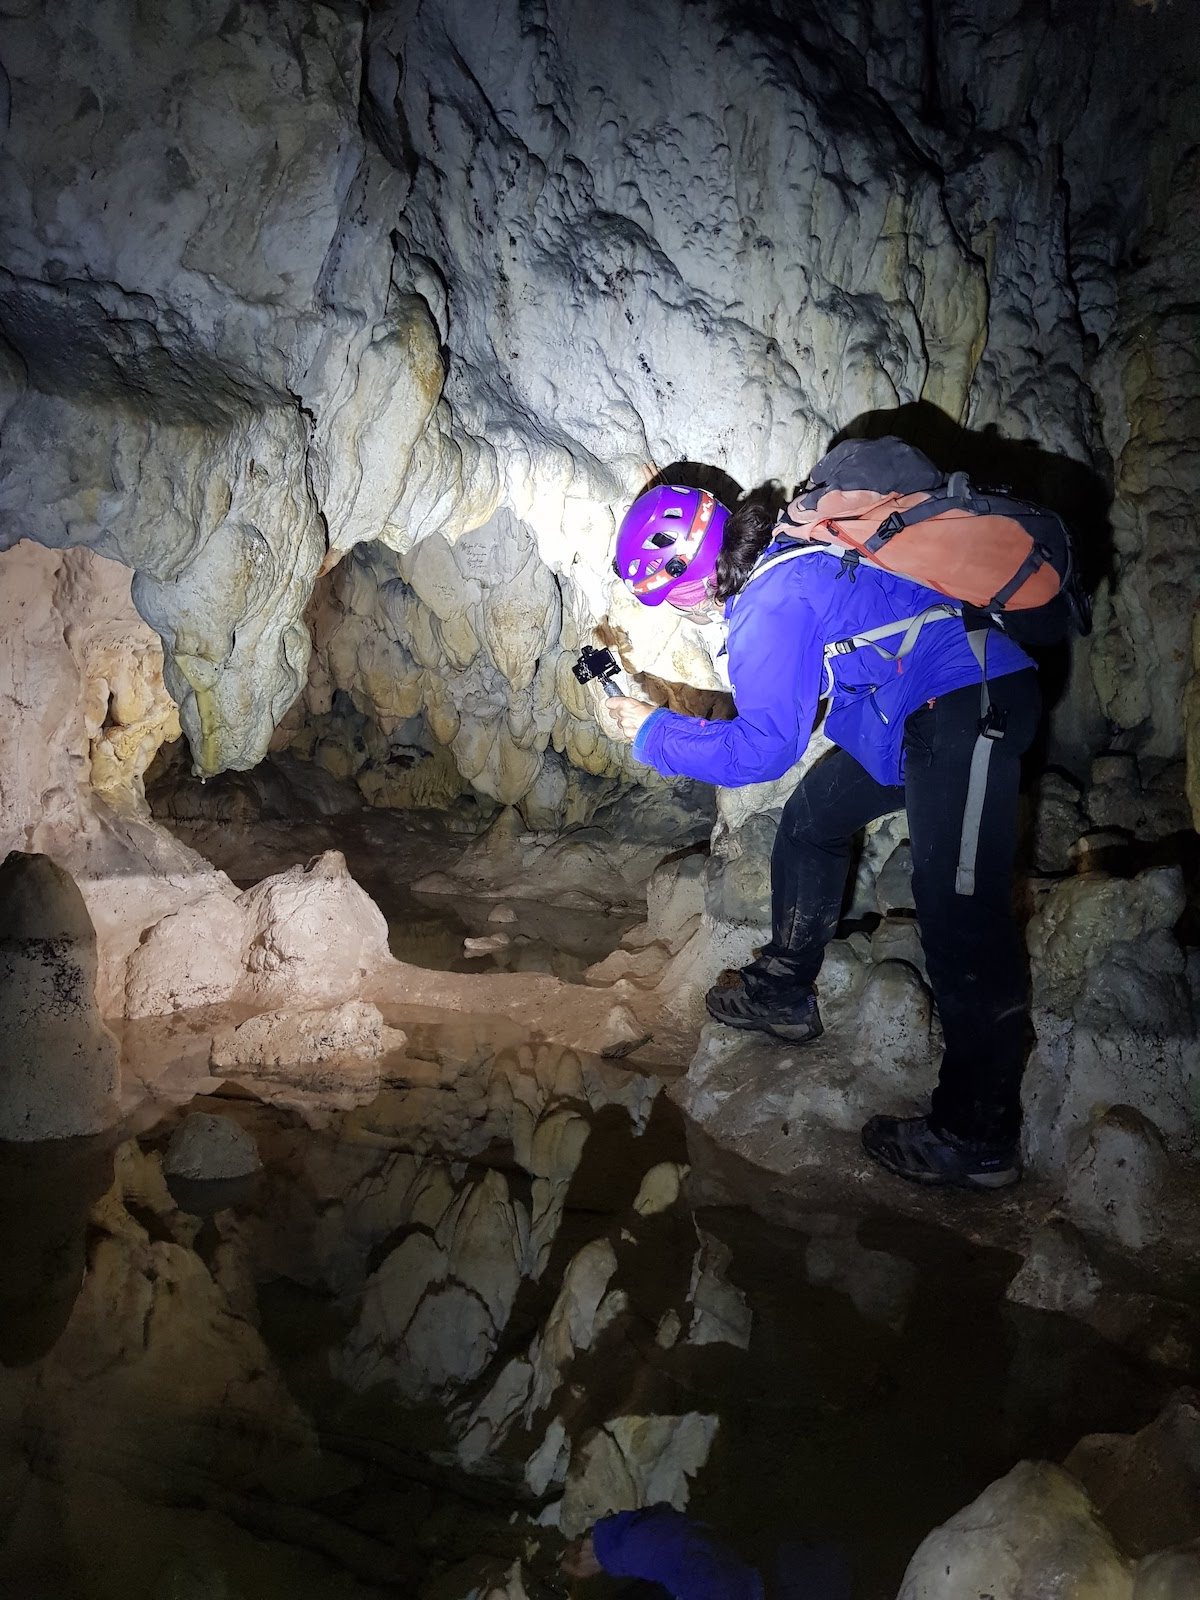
[[125, 892, 247, 1018], [1006, 1222, 1103, 1319], [687, 1233, 752, 1349], [0, 852, 120, 1140], [646, 851, 708, 944], [1064, 1107, 1172, 1251], [875, 842, 916, 915], [897, 1461, 1133, 1600], [1133, 1546, 1200, 1598], [210, 1001, 404, 1070], [633, 1163, 688, 1217], [704, 812, 777, 927], [163, 1114, 262, 1182], [1035, 770, 1086, 874], [1027, 868, 1187, 1013], [559, 1413, 719, 1540], [805, 1230, 916, 1333], [0, 540, 232, 1017], [238, 852, 392, 1007], [337, 1167, 530, 1403], [852, 961, 933, 1086], [869, 915, 928, 982]]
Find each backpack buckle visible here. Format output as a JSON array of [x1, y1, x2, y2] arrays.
[[978, 706, 1008, 740]]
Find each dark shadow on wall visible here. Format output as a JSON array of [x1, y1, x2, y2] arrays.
[[829, 401, 1114, 602], [647, 460, 744, 508]]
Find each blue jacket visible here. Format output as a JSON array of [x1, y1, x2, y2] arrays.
[[591, 1505, 851, 1599], [633, 542, 1034, 788]]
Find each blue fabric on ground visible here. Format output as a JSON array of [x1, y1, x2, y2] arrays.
[[591, 1506, 764, 1600], [590, 1505, 853, 1599], [632, 542, 1033, 788]]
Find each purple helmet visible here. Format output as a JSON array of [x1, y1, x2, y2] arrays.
[[613, 484, 729, 607]]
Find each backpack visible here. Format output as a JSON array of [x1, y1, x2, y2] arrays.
[[772, 436, 1091, 648], [749, 437, 1092, 896]]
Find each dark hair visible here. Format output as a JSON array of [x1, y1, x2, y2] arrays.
[[714, 486, 786, 600]]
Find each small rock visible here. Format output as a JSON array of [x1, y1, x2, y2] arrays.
[[164, 1113, 261, 1181], [1006, 1221, 1102, 1316], [464, 933, 512, 956], [1065, 1106, 1171, 1251], [853, 961, 933, 1085], [488, 905, 518, 924], [633, 1162, 689, 1216], [875, 842, 915, 915], [869, 914, 927, 980]]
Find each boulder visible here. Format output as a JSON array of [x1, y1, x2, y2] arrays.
[[238, 851, 392, 1007], [897, 1461, 1133, 1599], [1064, 1106, 1172, 1251]]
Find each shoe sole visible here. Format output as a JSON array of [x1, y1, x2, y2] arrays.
[[862, 1140, 1020, 1192], [704, 1000, 824, 1045]]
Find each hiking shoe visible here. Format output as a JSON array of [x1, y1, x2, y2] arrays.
[[704, 981, 824, 1044], [861, 1113, 1020, 1191]]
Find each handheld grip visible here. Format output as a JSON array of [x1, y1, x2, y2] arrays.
[[599, 677, 621, 698]]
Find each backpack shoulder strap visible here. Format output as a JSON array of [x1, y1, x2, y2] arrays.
[[738, 541, 836, 592]]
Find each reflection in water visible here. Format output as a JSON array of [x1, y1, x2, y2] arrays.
[[0, 1039, 1190, 1600], [0, 1134, 115, 1367]]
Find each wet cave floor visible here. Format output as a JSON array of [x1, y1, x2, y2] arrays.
[[0, 1013, 1186, 1600], [164, 804, 642, 983], [3, 803, 1194, 1599]]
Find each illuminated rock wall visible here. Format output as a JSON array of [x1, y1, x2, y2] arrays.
[[3, 0, 1195, 808]]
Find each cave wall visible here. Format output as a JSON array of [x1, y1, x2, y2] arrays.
[[1, 0, 1199, 813]]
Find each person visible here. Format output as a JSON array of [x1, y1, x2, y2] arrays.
[[602, 444, 1041, 1191], [560, 1504, 851, 1599]]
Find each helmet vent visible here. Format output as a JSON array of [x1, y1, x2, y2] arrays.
[[649, 531, 675, 547], [662, 506, 684, 518]]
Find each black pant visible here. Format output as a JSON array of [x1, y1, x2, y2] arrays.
[[749, 670, 1040, 1144]]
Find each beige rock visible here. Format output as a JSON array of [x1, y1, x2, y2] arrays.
[[238, 852, 392, 1007], [897, 1461, 1133, 1600], [559, 1412, 720, 1539], [1027, 869, 1186, 1008], [125, 892, 247, 1018], [526, 1239, 618, 1418], [210, 1001, 404, 1069], [687, 1232, 752, 1349], [633, 1162, 689, 1216], [1066, 1392, 1200, 1562]]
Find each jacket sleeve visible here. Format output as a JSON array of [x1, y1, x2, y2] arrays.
[[590, 1505, 764, 1600], [632, 579, 823, 787]]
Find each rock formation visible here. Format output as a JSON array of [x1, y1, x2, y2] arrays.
[[1, 0, 1200, 1593]]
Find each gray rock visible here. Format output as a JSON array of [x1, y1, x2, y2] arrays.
[[874, 842, 915, 916], [1065, 1106, 1172, 1251], [0, 852, 120, 1140], [164, 1113, 262, 1182], [1033, 770, 1085, 874], [869, 915, 927, 982], [704, 812, 777, 926]]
